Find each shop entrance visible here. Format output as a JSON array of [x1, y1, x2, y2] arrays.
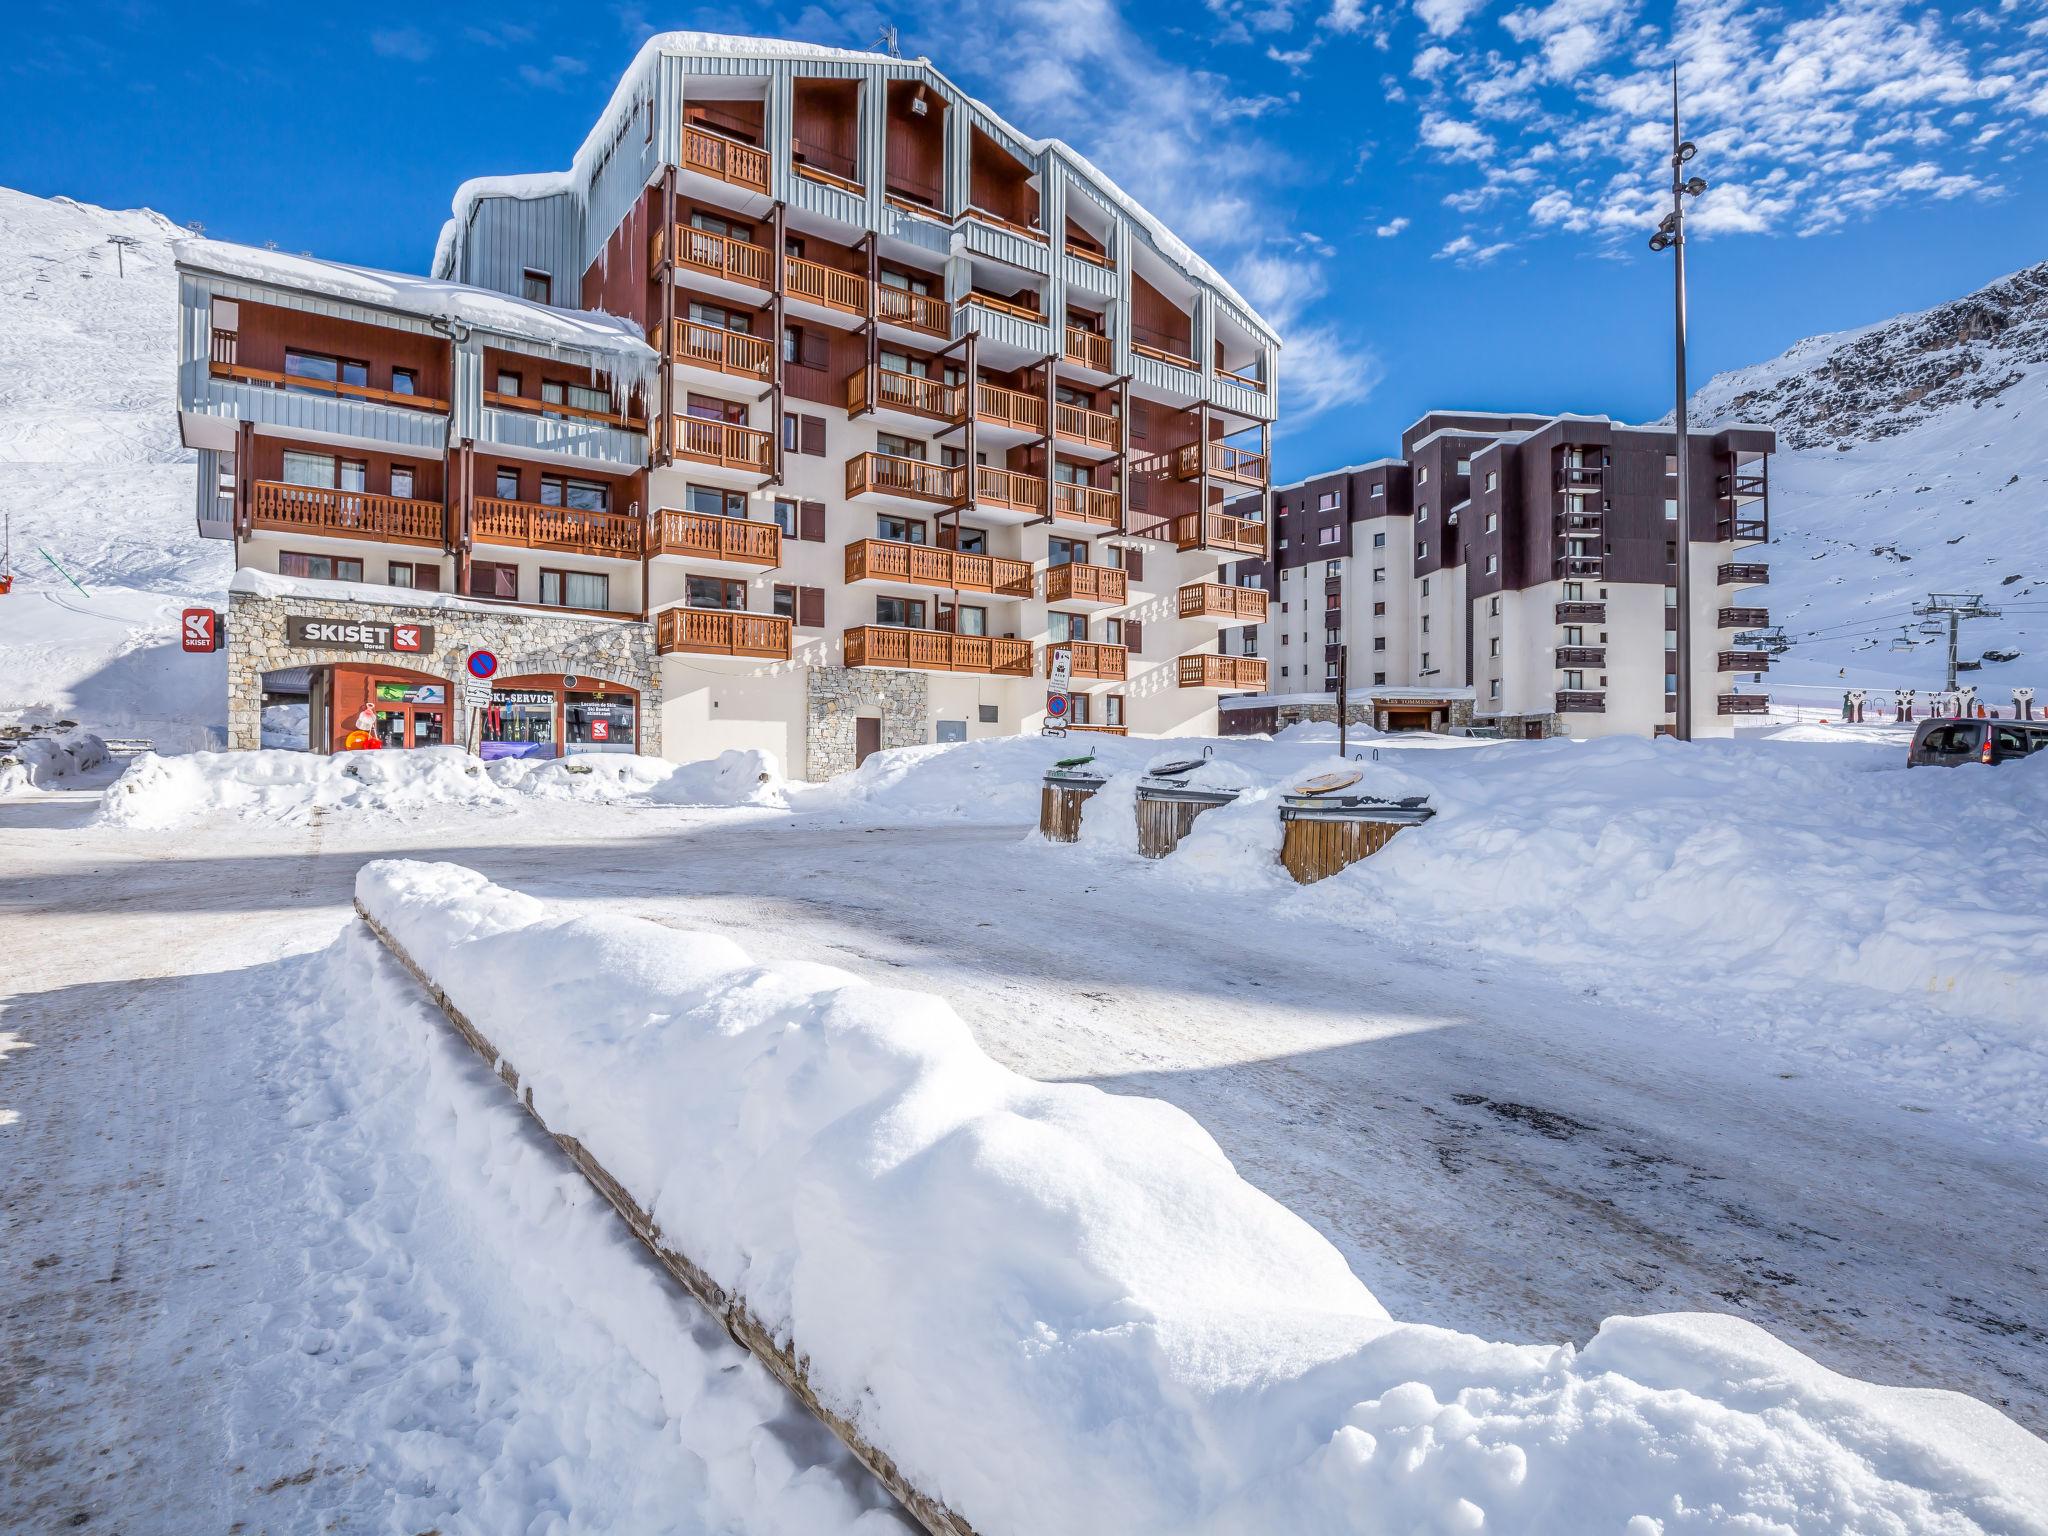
[[480, 674, 641, 760], [323, 664, 450, 752]]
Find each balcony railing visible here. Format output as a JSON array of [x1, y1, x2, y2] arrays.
[[1177, 654, 1267, 690], [876, 285, 950, 336], [209, 335, 448, 413], [974, 380, 1047, 434], [1557, 463, 1604, 488], [1177, 581, 1268, 622], [1556, 512, 1603, 534], [1554, 601, 1606, 623], [1044, 562, 1129, 607], [843, 538, 1030, 597], [1555, 690, 1606, 713], [1719, 606, 1770, 629], [1721, 470, 1768, 500], [846, 452, 962, 505], [1067, 243, 1114, 269], [1131, 329, 1195, 368], [683, 125, 770, 193], [656, 225, 771, 288], [1050, 481, 1119, 528], [250, 481, 445, 547], [1053, 400, 1120, 451], [648, 509, 782, 567], [670, 417, 773, 473], [1064, 722, 1127, 735], [655, 607, 793, 660], [482, 390, 641, 431], [975, 464, 1045, 517], [472, 497, 640, 560], [961, 291, 1045, 323], [843, 625, 1034, 675], [1554, 646, 1607, 668], [1718, 563, 1770, 585], [1557, 556, 1604, 579], [1169, 509, 1266, 556], [785, 254, 867, 315], [1719, 694, 1771, 715], [847, 366, 964, 422], [1048, 641, 1127, 682], [1719, 651, 1772, 672], [660, 319, 773, 380], [962, 206, 1048, 243], [1064, 324, 1113, 372], [1172, 441, 1269, 488]]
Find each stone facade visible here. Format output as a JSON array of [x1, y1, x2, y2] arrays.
[[1479, 711, 1564, 739], [804, 667, 929, 781], [1271, 695, 1476, 735], [226, 589, 661, 754]]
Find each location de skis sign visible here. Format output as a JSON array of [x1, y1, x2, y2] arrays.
[[284, 616, 435, 654]]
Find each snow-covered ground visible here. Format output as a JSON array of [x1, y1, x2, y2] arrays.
[[6, 729, 2046, 1529]]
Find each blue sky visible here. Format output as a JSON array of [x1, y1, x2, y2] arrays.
[[8, 0, 2046, 477]]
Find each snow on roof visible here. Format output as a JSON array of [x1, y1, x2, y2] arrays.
[[178, 238, 654, 374], [1272, 457, 1405, 491], [433, 31, 1278, 345]]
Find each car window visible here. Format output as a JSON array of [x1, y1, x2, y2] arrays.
[[1923, 724, 1977, 755], [1995, 727, 2027, 757]]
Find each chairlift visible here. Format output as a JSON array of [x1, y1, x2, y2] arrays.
[[1890, 629, 1916, 652]]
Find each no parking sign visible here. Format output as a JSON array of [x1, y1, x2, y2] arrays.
[[467, 649, 498, 680], [1045, 693, 1069, 718]]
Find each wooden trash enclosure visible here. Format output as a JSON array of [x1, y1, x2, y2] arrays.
[[1132, 777, 1241, 860], [1276, 790, 1435, 884], [1039, 761, 1106, 843]]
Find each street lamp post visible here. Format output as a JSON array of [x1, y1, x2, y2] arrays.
[[1648, 66, 1708, 741]]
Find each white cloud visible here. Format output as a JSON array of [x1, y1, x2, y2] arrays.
[[1376, 215, 1412, 235], [1322, 0, 1371, 32], [1419, 111, 1496, 160], [1415, 0, 1488, 37], [1433, 234, 1513, 263], [1412, 44, 1456, 78], [519, 54, 589, 90]]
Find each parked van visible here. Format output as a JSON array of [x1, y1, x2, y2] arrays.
[[1907, 718, 2048, 766]]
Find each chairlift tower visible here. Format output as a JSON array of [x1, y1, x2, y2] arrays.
[[1912, 593, 2001, 692]]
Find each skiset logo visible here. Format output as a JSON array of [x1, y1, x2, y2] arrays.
[[180, 608, 220, 653], [285, 615, 439, 655]]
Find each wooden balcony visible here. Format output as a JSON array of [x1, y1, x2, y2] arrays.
[[1044, 562, 1128, 607], [1555, 691, 1606, 713], [656, 607, 793, 660], [660, 318, 773, 381], [1050, 481, 1119, 528], [655, 225, 771, 288], [975, 465, 1045, 518], [209, 335, 447, 413], [648, 509, 782, 568], [1718, 563, 1770, 585], [843, 625, 1034, 675], [472, 497, 640, 560], [847, 366, 964, 423], [1064, 324, 1113, 372], [1719, 606, 1770, 629], [1064, 723, 1128, 735], [962, 291, 1046, 324], [1554, 646, 1607, 668], [963, 206, 1048, 243], [1048, 641, 1127, 682], [1177, 654, 1267, 690], [1216, 365, 1265, 393], [974, 380, 1047, 434], [1054, 400, 1120, 452], [1558, 556, 1604, 579], [1169, 509, 1266, 556], [876, 285, 950, 337], [1719, 694, 1771, 715], [1132, 335, 1196, 369], [682, 125, 770, 193], [846, 452, 963, 505], [785, 254, 867, 316], [1172, 441, 1268, 488], [1556, 511, 1604, 535], [1557, 463, 1604, 489], [1554, 601, 1606, 623], [1719, 651, 1772, 672], [670, 417, 773, 473], [843, 538, 1030, 597], [1177, 582, 1268, 622], [250, 481, 444, 547]]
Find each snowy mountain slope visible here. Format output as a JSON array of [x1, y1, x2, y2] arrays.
[[1687, 263, 2048, 699], [0, 188, 228, 749]]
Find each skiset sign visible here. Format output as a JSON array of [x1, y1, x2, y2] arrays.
[[284, 616, 435, 654]]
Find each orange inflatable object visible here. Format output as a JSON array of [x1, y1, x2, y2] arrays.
[[342, 730, 384, 751]]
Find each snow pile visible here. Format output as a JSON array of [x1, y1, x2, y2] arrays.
[[259, 701, 307, 749], [97, 746, 785, 828], [354, 859, 2048, 1536], [0, 729, 108, 795]]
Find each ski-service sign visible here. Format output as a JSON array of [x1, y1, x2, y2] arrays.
[[284, 616, 436, 655]]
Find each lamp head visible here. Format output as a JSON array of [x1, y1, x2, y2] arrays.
[[1648, 232, 1672, 252], [1676, 139, 1698, 163], [1684, 175, 1708, 196]]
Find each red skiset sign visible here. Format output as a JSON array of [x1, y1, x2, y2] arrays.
[[181, 608, 221, 653]]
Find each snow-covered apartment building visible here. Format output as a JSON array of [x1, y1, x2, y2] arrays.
[[1217, 411, 1775, 739], [174, 33, 1277, 774]]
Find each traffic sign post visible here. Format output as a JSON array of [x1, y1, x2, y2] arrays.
[[1043, 690, 1069, 736], [467, 648, 499, 680]]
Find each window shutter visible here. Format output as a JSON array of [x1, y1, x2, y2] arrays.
[[800, 415, 826, 456], [802, 330, 829, 371], [799, 499, 826, 542], [1125, 547, 1145, 582], [1124, 618, 1143, 655], [798, 585, 825, 628], [1130, 476, 1149, 510]]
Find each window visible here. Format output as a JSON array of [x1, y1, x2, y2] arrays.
[[1489, 637, 1501, 657], [390, 465, 416, 499], [1418, 541, 1429, 559], [541, 476, 610, 512], [772, 583, 796, 618], [391, 368, 418, 396], [468, 560, 518, 600], [1373, 567, 1386, 583], [339, 460, 366, 493], [687, 391, 745, 424], [522, 269, 552, 304], [687, 485, 746, 518], [1417, 504, 1429, 522], [495, 466, 520, 500], [1456, 458, 1471, 475], [387, 560, 440, 591], [1373, 601, 1385, 616], [1103, 695, 1125, 727], [1665, 498, 1679, 520], [283, 349, 364, 392], [1421, 616, 1431, 633], [1664, 585, 1679, 608], [1421, 577, 1431, 597], [693, 301, 752, 333], [496, 370, 522, 397], [1318, 526, 1340, 546], [279, 551, 362, 582], [1370, 482, 1384, 499], [876, 595, 927, 628], [1485, 470, 1497, 491], [1490, 679, 1502, 700], [1318, 491, 1338, 511], [1372, 637, 1386, 651], [1047, 536, 1086, 566], [1049, 610, 1087, 643], [540, 569, 610, 611], [954, 527, 987, 554], [689, 210, 754, 239], [1564, 581, 1584, 600], [1421, 652, 1432, 670], [1373, 531, 1386, 548], [1418, 465, 1429, 485], [877, 432, 926, 460], [772, 498, 798, 537], [688, 576, 747, 610], [1563, 669, 1584, 690], [281, 450, 336, 488], [1484, 511, 1497, 533], [877, 513, 927, 544], [1665, 452, 1679, 474], [1484, 554, 1498, 575], [950, 605, 988, 636], [1488, 596, 1501, 617]]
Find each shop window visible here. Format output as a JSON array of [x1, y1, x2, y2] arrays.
[[280, 551, 363, 582], [482, 687, 557, 760], [540, 569, 611, 611], [468, 560, 519, 600], [566, 689, 634, 753]]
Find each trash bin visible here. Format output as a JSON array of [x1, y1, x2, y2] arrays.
[[1040, 756, 1108, 843], [1133, 754, 1242, 859], [1277, 774, 1434, 884]]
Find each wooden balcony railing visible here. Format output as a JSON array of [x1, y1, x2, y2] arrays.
[[1131, 332, 1195, 369], [657, 225, 772, 288], [845, 452, 963, 504], [1216, 365, 1266, 392], [1067, 243, 1114, 269], [1558, 463, 1604, 488], [472, 497, 640, 559], [250, 481, 445, 547], [1064, 722, 1128, 735], [847, 366, 964, 422], [1050, 481, 1119, 528], [1177, 582, 1267, 622], [792, 158, 865, 195], [962, 206, 1048, 243], [843, 625, 1034, 675], [670, 416, 773, 473], [1719, 606, 1770, 629], [1558, 556, 1604, 579], [1044, 562, 1128, 607], [1054, 400, 1120, 451], [785, 254, 867, 315], [648, 509, 782, 567], [975, 464, 1045, 517], [876, 285, 950, 336], [843, 538, 1030, 596], [1554, 601, 1606, 623], [656, 607, 793, 660], [1718, 694, 1771, 715], [1556, 690, 1607, 713], [1173, 441, 1268, 487], [1176, 654, 1267, 690], [683, 125, 770, 193], [661, 319, 773, 380], [974, 381, 1047, 434], [1169, 509, 1266, 556], [1048, 641, 1127, 682], [1063, 324, 1113, 372], [1718, 563, 1770, 585], [962, 291, 1044, 323], [209, 336, 447, 412], [1554, 646, 1607, 668], [1719, 651, 1772, 672]]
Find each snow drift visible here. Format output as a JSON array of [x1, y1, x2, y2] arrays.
[[354, 859, 2048, 1536], [0, 729, 108, 795]]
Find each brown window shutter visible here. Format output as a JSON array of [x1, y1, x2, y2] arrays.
[[1126, 547, 1145, 582], [1124, 618, 1143, 655], [1130, 476, 1149, 510], [800, 415, 826, 456], [799, 499, 826, 542], [798, 585, 825, 628], [802, 331, 829, 371]]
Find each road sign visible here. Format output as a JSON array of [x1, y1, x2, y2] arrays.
[[1045, 693, 1069, 719], [467, 649, 499, 680], [180, 608, 220, 653], [462, 678, 493, 706], [1048, 648, 1073, 691]]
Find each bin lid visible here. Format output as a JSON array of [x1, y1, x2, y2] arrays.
[[1293, 769, 1364, 796], [1145, 756, 1209, 779]]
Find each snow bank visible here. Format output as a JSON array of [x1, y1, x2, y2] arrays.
[[354, 860, 2048, 1535], [97, 746, 784, 828], [0, 729, 108, 795]]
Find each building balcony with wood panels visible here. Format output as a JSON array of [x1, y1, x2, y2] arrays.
[[209, 330, 450, 417], [1043, 561, 1128, 609], [846, 366, 964, 426], [1718, 562, 1770, 586], [843, 538, 1031, 597], [653, 225, 771, 293], [1556, 690, 1606, 713], [1557, 555, 1604, 580], [845, 451, 963, 508], [1054, 400, 1120, 454], [843, 625, 1034, 675], [1063, 723, 1128, 736], [1719, 693, 1770, 715], [1176, 581, 1268, 623], [876, 284, 950, 339], [785, 254, 867, 320], [250, 481, 446, 547], [1718, 606, 1770, 630], [1047, 641, 1127, 682], [647, 508, 782, 571], [656, 606, 793, 660], [658, 318, 774, 384], [1176, 653, 1266, 690], [1171, 441, 1268, 488], [1554, 646, 1607, 668], [669, 416, 773, 479], [973, 380, 1047, 439], [471, 498, 642, 561], [1719, 650, 1772, 672], [1554, 601, 1606, 623], [1049, 480, 1119, 530], [1162, 508, 1266, 557], [1063, 324, 1114, 375], [973, 464, 1046, 523], [681, 124, 771, 194], [1557, 463, 1604, 489]]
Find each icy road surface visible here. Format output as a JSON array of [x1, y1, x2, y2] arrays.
[[3, 785, 2044, 1527]]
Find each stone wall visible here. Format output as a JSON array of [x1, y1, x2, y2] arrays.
[[226, 589, 661, 755], [1272, 696, 1476, 735], [804, 667, 929, 780], [1480, 711, 1562, 739]]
